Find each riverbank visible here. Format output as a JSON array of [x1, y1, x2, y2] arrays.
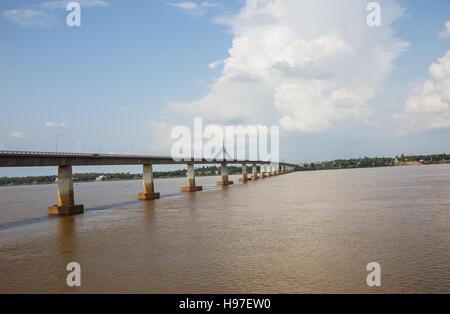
[[0, 166, 244, 187]]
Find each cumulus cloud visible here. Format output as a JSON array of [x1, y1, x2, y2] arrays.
[[10, 131, 25, 139], [168, 1, 219, 16], [402, 50, 450, 129], [439, 21, 450, 39], [45, 121, 66, 127], [2, 9, 52, 26], [169, 0, 408, 133]]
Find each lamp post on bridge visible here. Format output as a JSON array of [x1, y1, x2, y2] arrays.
[[99, 139, 107, 154]]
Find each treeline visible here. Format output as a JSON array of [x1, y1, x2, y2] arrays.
[[0, 165, 245, 186], [301, 154, 450, 170], [0, 172, 139, 186]]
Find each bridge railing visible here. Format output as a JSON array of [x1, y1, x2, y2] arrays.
[[0, 150, 295, 166], [0, 150, 163, 158]]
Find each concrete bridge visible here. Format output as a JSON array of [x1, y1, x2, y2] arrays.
[[0, 151, 297, 216]]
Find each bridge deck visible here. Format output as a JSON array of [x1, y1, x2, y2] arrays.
[[0, 151, 296, 168]]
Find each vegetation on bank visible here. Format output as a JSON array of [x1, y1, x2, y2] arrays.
[[298, 154, 450, 171], [0, 165, 244, 186], [1, 154, 449, 186]]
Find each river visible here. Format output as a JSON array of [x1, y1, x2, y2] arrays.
[[1, 165, 450, 293]]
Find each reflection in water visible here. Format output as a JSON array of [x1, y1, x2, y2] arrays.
[[1, 168, 450, 293], [0, 215, 58, 231], [86, 200, 142, 212]]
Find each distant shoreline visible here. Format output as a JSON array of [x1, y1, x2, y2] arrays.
[[0, 165, 243, 187], [0, 174, 216, 187], [1, 159, 449, 187]]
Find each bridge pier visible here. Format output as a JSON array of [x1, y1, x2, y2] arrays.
[[138, 164, 160, 200], [217, 162, 233, 185], [266, 164, 272, 177], [281, 165, 285, 174], [251, 163, 258, 180], [260, 164, 266, 178], [181, 163, 202, 192], [48, 165, 84, 215], [271, 164, 277, 176], [239, 163, 248, 182]]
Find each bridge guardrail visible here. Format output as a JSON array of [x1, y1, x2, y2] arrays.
[[0, 150, 164, 158], [0, 150, 294, 166]]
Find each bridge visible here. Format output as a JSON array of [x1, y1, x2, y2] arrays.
[[0, 151, 297, 216]]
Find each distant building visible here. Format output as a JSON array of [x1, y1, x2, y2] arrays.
[[96, 175, 107, 181]]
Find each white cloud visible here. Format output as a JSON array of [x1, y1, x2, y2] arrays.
[[45, 121, 66, 127], [209, 59, 224, 69], [0, 144, 5, 150], [168, 1, 219, 16], [402, 50, 450, 129], [169, 0, 408, 133], [2, 9, 52, 26], [275, 82, 371, 132], [201, 2, 219, 8], [10, 131, 25, 139], [42, 0, 109, 9], [169, 2, 198, 10], [439, 21, 450, 39]]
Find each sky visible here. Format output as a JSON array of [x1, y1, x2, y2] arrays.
[[0, 0, 449, 176]]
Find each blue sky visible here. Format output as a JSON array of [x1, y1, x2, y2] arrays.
[[0, 0, 449, 176]]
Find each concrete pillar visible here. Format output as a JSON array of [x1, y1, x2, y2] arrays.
[[280, 165, 285, 174], [48, 165, 84, 215], [260, 164, 266, 178], [271, 164, 277, 176], [251, 163, 258, 180], [276, 164, 280, 175], [266, 164, 272, 177], [181, 163, 202, 192], [239, 163, 248, 182], [217, 162, 233, 185], [138, 164, 160, 200]]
